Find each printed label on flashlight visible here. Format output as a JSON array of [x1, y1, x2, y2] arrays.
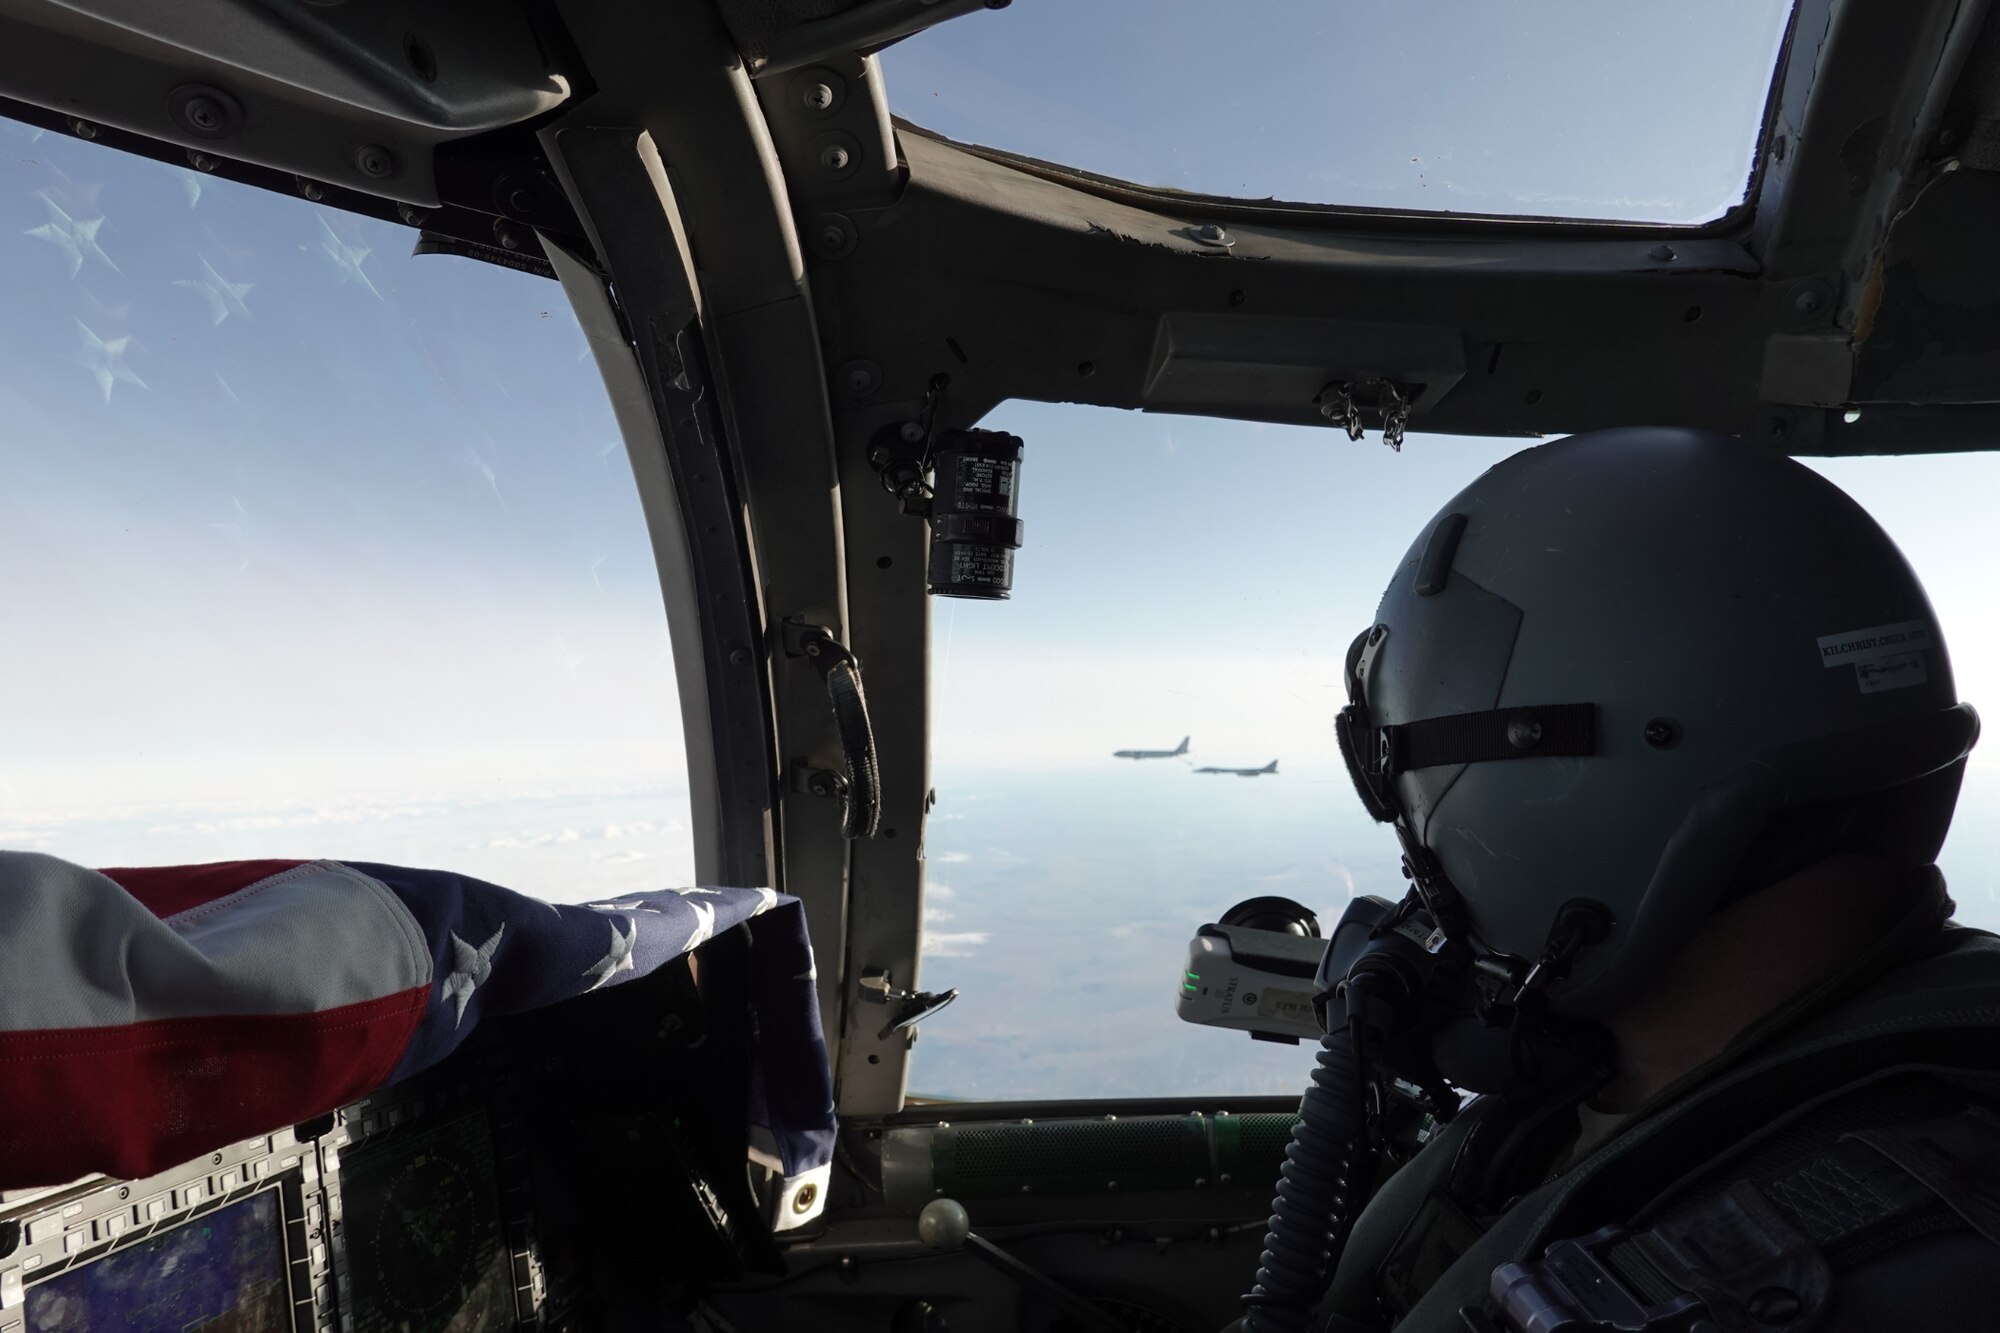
[[948, 546, 1012, 584], [1257, 989, 1317, 1024], [952, 456, 1015, 509], [1393, 918, 1436, 949]]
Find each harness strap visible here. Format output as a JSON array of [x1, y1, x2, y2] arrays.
[[1477, 1103, 2000, 1333], [1848, 1104, 2000, 1247], [1763, 1133, 1943, 1247]]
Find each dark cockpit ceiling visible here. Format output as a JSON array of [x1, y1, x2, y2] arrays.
[[4, 0, 1995, 1118]]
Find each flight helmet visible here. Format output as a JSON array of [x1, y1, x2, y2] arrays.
[[1337, 428, 1979, 1020]]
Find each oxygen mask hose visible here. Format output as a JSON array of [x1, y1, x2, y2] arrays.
[[1241, 983, 1394, 1333]]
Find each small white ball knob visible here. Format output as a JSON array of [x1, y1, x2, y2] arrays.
[[917, 1197, 971, 1251]]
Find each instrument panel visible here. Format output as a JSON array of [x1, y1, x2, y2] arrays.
[[1, 943, 778, 1333], [2, 1055, 548, 1333]]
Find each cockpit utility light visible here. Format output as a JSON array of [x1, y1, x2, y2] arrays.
[[926, 428, 1024, 600]]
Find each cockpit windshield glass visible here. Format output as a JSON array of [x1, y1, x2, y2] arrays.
[[911, 404, 2000, 1101], [0, 120, 694, 903], [884, 0, 1796, 224]]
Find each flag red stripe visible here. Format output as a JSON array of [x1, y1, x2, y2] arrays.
[[0, 985, 426, 1188], [96, 860, 311, 919]]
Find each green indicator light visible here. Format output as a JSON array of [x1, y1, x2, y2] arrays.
[[1185, 971, 1201, 981], [1182, 982, 1200, 993]]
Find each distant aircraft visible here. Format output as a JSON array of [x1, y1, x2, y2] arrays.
[[1194, 760, 1278, 777], [1113, 736, 1189, 760]]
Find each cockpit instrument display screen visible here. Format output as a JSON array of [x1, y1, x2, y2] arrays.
[[337, 1111, 514, 1333], [23, 1189, 290, 1333]]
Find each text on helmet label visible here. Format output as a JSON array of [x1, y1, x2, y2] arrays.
[[1815, 620, 1933, 667], [1817, 619, 1933, 694]]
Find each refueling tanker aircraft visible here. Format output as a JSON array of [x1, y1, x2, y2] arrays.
[[6, 3, 2000, 1332], [1193, 761, 1278, 778]]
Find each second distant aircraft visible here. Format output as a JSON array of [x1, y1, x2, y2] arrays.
[[1193, 760, 1278, 777]]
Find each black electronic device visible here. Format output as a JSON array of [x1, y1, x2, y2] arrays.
[[328, 1112, 514, 1333], [318, 1057, 548, 1333]]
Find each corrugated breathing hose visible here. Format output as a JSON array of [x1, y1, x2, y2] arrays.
[[1240, 1019, 1378, 1333]]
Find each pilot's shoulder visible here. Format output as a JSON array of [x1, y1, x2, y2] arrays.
[[1821, 920, 2000, 1025]]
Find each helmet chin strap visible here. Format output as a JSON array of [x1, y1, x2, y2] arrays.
[[1392, 824, 1468, 934], [1378, 821, 1615, 1098]]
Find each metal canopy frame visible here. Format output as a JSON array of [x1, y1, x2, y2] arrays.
[[1, 0, 1995, 1118]]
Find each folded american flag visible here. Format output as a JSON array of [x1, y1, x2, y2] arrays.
[[0, 852, 835, 1226]]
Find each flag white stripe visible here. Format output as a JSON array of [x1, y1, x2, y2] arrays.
[[0, 853, 431, 1032]]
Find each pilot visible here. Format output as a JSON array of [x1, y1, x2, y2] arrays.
[[1255, 428, 2000, 1332]]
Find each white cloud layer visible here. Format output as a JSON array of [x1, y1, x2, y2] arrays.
[[920, 929, 989, 958]]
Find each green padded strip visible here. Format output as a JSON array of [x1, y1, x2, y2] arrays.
[[930, 1113, 1298, 1198]]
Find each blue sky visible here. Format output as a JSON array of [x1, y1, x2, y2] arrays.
[[0, 122, 686, 824], [5, 6, 1998, 1101]]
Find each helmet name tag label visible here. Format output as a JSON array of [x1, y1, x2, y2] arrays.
[[1816, 620, 1933, 666]]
